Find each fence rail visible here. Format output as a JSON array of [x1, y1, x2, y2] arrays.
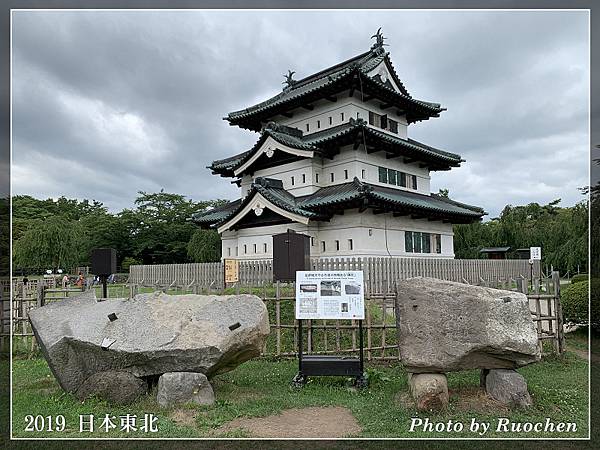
[[128, 257, 540, 293]]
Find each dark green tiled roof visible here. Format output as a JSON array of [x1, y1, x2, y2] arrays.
[[300, 179, 484, 218], [226, 48, 443, 129], [209, 119, 462, 177], [369, 186, 484, 217], [193, 177, 485, 228], [209, 151, 252, 171], [252, 178, 321, 219], [191, 199, 241, 223]]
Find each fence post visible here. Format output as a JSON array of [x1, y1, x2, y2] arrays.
[[552, 271, 565, 353]]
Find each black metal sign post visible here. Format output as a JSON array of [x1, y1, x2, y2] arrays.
[[100, 274, 108, 299], [292, 318, 367, 388]]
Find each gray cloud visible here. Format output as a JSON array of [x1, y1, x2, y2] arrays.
[[12, 10, 589, 216]]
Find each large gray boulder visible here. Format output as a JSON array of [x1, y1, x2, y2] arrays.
[[76, 370, 147, 405], [395, 277, 540, 373], [485, 369, 532, 407], [29, 291, 270, 394], [157, 372, 215, 407], [408, 373, 448, 411]]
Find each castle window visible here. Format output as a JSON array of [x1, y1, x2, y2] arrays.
[[378, 166, 388, 183], [235, 246, 239, 256], [361, 169, 366, 179], [335, 240, 340, 251], [341, 112, 344, 121], [306, 123, 310, 132], [253, 243, 257, 253], [405, 232, 439, 254], [321, 241, 326, 252], [348, 239, 353, 250], [422, 233, 431, 253], [227, 247, 231, 257], [302, 173, 306, 183], [263, 243, 268, 253], [243, 244, 247, 254], [344, 169, 349, 180], [433, 234, 442, 253], [329, 116, 332, 125], [411, 175, 418, 190], [291, 176, 295, 186], [369, 111, 398, 134], [330, 172, 334, 182], [378, 166, 417, 190], [388, 169, 397, 185], [311, 236, 315, 246], [317, 120, 321, 129], [405, 232, 413, 253], [316, 173, 319, 183]]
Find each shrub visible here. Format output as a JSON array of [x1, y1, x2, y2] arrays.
[[561, 280, 588, 325], [570, 274, 589, 284], [591, 278, 600, 333], [121, 257, 142, 272]]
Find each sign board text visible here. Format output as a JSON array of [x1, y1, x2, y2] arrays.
[[295, 271, 364, 320]]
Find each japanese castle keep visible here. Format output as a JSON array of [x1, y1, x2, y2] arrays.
[[193, 30, 485, 260]]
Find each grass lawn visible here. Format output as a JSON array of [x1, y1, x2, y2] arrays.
[[10, 346, 589, 439]]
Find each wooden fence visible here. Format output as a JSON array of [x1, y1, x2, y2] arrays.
[[1, 278, 86, 353], [4, 271, 564, 358], [128, 257, 540, 293]]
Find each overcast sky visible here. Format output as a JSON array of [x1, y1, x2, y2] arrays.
[[11, 10, 589, 218]]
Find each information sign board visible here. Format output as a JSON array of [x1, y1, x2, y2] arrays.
[[224, 259, 239, 283], [530, 247, 542, 261], [295, 271, 364, 320]]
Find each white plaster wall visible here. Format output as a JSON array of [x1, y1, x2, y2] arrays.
[[240, 144, 430, 196], [252, 159, 319, 195], [276, 95, 408, 140], [220, 209, 455, 260]]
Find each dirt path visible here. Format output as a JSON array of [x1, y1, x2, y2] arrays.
[[215, 406, 362, 438], [568, 346, 600, 364]]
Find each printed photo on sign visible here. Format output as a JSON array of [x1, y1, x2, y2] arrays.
[[344, 281, 361, 295], [298, 298, 318, 314], [299, 283, 318, 293], [320, 280, 341, 296]]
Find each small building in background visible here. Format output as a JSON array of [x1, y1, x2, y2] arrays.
[[479, 247, 511, 260]]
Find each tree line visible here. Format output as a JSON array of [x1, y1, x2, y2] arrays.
[[12, 191, 224, 273], [9, 191, 589, 275], [453, 195, 588, 274]]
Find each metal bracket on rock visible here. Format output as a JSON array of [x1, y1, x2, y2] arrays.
[[101, 337, 116, 351]]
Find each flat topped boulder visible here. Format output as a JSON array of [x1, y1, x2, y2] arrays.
[[395, 277, 540, 373], [29, 291, 270, 394]]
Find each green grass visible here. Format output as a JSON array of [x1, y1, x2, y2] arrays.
[[10, 350, 589, 439], [565, 327, 589, 352]]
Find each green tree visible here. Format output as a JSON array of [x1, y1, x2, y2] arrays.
[[121, 256, 142, 272], [79, 211, 132, 266], [187, 229, 221, 263], [453, 195, 588, 274], [13, 216, 83, 270], [119, 190, 225, 264]]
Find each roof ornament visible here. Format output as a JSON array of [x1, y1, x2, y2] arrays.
[[282, 70, 297, 90], [370, 27, 388, 52], [253, 202, 264, 217]]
